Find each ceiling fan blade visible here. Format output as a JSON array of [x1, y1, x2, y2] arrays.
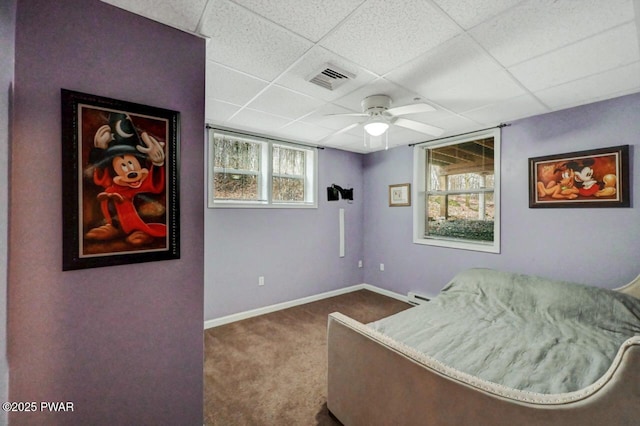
[[317, 122, 362, 144], [324, 112, 368, 117], [386, 103, 435, 116], [393, 118, 444, 137]]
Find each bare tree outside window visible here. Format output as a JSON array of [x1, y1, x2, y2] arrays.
[[272, 145, 305, 202], [208, 129, 317, 207], [213, 135, 261, 200]]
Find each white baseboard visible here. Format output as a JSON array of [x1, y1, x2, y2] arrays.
[[204, 284, 407, 329], [361, 283, 408, 303]]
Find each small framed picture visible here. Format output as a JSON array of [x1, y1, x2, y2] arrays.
[[529, 145, 629, 208], [389, 183, 411, 207], [61, 89, 180, 270]]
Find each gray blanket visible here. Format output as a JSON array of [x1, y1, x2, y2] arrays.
[[369, 268, 640, 394]]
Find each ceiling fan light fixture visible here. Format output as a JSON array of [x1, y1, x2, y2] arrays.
[[319, 94, 441, 149], [363, 119, 389, 136], [364, 126, 389, 150]]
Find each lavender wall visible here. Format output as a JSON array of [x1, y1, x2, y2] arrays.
[[204, 147, 364, 319], [10, 0, 204, 424], [364, 92, 640, 297], [1, 1, 16, 421]]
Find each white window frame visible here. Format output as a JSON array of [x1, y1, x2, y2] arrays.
[[208, 128, 317, 209], [413, 128, 501, 253], [271, 143, 314, 205]]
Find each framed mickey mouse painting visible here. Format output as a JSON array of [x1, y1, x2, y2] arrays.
[[528, 145, 629, 209], [61, 89, 180, 270]]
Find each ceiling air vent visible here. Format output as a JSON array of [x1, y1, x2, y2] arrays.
[[307, 63, 355, 91]]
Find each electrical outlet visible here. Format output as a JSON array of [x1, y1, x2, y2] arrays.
[[358, 260, 363, 268], [380, 263, 384, 271], [258, 276, 265, 286]]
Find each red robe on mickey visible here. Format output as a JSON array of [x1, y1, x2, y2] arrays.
[[93, 165, 166, 237]]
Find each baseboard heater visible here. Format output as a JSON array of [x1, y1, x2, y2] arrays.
[[407, 291, 431, 305]]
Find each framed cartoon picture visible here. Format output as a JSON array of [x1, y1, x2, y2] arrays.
[[528, 145, 629, 208], [61, 89, 180, 270], [389, 183, 411, 207]]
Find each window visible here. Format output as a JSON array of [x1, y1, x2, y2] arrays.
[[272, 144, 307, 202], [208, 128, 317, 208], [413, 129, 500, 253]]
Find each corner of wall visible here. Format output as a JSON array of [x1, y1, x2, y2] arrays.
[[0, 0, 16, 422]]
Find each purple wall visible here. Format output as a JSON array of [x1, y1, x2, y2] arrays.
[[9, 0, 204, 424], [204, 93, 640, 319], [204, 147, 364, 319], [363, 92, 640, 297]]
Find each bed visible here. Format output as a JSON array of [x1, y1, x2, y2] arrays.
[[327, 268, 640, 426]]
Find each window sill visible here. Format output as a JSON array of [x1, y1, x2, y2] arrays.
[[209, 201, 317, 209], [413, 236, 500, 253]]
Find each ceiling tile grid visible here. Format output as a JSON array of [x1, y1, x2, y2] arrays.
[[200, 0, 314, 81], [301, 103, 369, 131], [205, 99, 242, 124], [469, 0, 635, 67], [319, 0, 462, 75], [431, 0, 525, 30], [462, 94, 549, 126], [534, 61, 640, 110], [385, 35, 528, 114], [275, 120, 335, 142], [229, 0, 366, 42], [101, 0, 640, 153], [508, 23, 640, 92], [245, 85, 326, 120], [227, 107, 292, 133], [205, 62, 269, 106]]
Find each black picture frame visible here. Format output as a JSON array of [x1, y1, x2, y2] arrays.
[[528, 145, 629, 208], [61, 89, 180, 270]]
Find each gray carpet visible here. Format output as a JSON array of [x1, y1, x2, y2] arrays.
[[204, 289, 412, 425]]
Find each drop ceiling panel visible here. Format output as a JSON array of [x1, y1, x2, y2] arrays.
[[386, 36, 488, 94], [101, 0, 208, 32], [428, 115, 482, 138], [206, 62, 269, 106], [274, 46, 377, 102], [336, 142, 370, 153], [462, 94, 549, 125], [428, 70, 526, 113], [340, 144, 373, 153], [509, 23, 639, 92], [100, 0, 640, 153], [320, 131, 364, 150], [246, 85, 326, 120], [432, 0, 523, 30], [386, 125, 435, 145], [471, 0, 634, 67], [228, 108, 292, 133], [200, 0, 313, 81], [319, 0, 461, 75], [301, 103, 365, 130], [277, 121, 335, 143], [386, 35, 525, 113], [390, 109, 460, 126], [205, 99, 243, 124], [534, 61, 640, 110], [230, 0, 365, 42]]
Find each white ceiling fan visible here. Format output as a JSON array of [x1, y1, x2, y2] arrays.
[[321, 95, 444, 145]]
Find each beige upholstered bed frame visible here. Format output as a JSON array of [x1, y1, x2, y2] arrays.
[[327, 274, 640, 426]]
